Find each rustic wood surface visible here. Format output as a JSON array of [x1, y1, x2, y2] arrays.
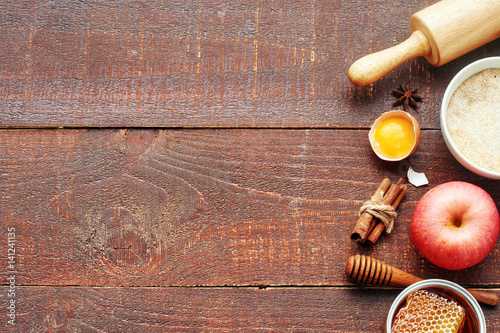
[[1, 0, 499, 332], [1, 286, 499, 332], [1, 0, 500, 128]]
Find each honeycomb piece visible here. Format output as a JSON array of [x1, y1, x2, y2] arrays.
[[392, 289, 466, 333]]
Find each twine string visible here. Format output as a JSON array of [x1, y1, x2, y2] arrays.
[[358, 191, 397, 234]]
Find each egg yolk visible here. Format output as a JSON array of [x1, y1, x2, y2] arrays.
[[374, 117, 415, 159]]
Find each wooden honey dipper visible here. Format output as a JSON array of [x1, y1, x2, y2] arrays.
[[345, 255, 499, 306]]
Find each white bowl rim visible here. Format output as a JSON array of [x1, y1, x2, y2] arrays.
[[385, 279, 487, 332], [440, 56, 500, 179]]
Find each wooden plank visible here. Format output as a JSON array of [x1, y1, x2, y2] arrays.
[[1, 129, 498, 287], [1, 0, 499, 128], [1, 286, 499, 332]]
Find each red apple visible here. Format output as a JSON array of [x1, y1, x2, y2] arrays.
[[411, 181, 499, 270]]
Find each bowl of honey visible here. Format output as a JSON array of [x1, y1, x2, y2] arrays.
[[386, 279, 486, 333]]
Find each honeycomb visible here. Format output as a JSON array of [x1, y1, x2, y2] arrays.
[[391, 289, 466, 333]]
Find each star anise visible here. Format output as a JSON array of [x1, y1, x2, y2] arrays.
[[391, 83, 423, 111]]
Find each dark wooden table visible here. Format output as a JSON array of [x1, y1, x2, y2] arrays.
[[1, 0, 499, 331]]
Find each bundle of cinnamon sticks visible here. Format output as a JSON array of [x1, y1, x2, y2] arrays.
[[351, 178, 407, 245]]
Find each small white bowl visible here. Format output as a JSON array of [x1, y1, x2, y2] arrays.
[[386, 279, 486, 333], [441, 57, 500, 179]]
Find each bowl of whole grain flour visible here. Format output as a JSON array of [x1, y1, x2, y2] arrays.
[[441, 57, 500, 179]]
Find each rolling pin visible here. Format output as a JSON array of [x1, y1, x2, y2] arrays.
[[345, 255, 499, 306], [348, 0, 500, 86]]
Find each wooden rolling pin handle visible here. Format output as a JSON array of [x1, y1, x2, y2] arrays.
[[348, 30, 431, 86], [345, 255, 499, 306]]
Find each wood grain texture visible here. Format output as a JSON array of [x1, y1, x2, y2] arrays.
[[1, 0, 499, 128], [2, 2, 500, 331], [1, 286, 499, 332], [1, 129, 498, 288]]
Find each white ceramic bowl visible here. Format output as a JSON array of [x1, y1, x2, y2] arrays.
[[441, 57, 500, 179], [386, 279, 486, 333]]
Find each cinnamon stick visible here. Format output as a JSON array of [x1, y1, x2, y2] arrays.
[[366, 184, 407, 245], [364, 179, 403, 235], [350, 178, 391, 243]]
